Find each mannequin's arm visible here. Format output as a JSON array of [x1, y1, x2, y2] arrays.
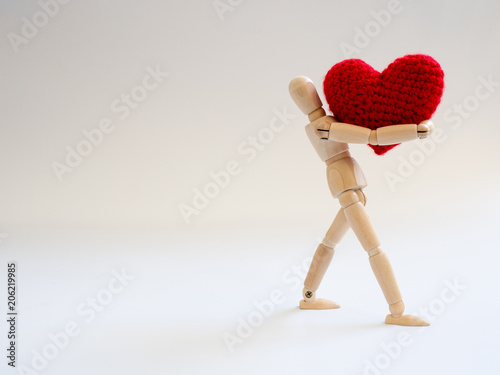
[[316, 117, 434, 144]]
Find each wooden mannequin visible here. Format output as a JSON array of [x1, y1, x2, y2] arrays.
[[289, 76, 432, 326]]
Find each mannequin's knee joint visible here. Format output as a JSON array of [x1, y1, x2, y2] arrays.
[[321, 238, 336, 248]]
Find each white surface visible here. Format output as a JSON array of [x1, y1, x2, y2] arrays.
[[1, 221, 498, 375], [1, 0, 500, 374]]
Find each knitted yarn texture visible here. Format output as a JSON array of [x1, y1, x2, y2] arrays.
[[323, 54, 444, 155]]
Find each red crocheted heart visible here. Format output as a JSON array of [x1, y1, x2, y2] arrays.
[[323, 54, 444, 155]]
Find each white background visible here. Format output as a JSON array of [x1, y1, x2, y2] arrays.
[[0, 0, 499, 374]]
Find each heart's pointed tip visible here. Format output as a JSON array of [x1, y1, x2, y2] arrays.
[[368, 144, 398, 156]]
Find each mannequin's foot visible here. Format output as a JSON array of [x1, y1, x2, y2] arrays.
[[300, 298, 340, 310], [385, 314, 429, 326]]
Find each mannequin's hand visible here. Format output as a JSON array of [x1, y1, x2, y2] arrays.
[[417, 120, 434, 139]]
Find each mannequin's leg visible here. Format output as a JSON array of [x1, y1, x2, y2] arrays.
[[300, 208, 349, 309], [338, 189, 429, 326]]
